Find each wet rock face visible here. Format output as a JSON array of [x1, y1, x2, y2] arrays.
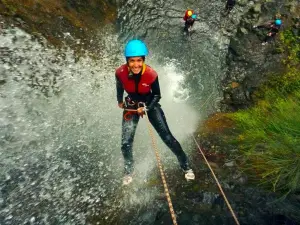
[[117, 0, 241, 113], [221, 0, 298, 111], [0, 0, 117, 49]]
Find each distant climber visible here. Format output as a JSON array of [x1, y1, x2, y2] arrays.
[[253, 18, 282, 45], [225, 0, 236, 14], [183, 9, 197, 34]]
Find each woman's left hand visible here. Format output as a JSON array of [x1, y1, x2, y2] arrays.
[[137, 107, 145, 116]]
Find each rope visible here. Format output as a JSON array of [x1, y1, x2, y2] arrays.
[[191, 134, 240, 225], [143, 105, 178, 225], [124, 105, 239, 224], [123, 109, 137, 112]]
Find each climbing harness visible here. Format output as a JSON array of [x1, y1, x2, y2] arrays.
[[123, 99, 145, 121], [143, 103, 178, 225], [123, 109, 139, 121], [191, 134, 240, 225]]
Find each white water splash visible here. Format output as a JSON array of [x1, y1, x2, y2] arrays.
[[0, 25, 200, 224]]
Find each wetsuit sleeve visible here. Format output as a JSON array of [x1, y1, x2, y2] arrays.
[[115, 75, 124, 103], [147, 77, 161, 110]]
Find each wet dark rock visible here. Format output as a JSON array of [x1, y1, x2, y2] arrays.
[[220, 1, 295, 111], [0, 0, 117, 53]]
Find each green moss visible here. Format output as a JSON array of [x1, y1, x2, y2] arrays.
[[1, 0, 17, 15], [225, 25, 300, 195], [279, 30, 300, 67]]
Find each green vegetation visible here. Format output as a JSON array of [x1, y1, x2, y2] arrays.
[[231, 92, 300, 194], [228, 25, 300, 195]]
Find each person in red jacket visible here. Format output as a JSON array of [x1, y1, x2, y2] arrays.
[[183, 9, 196, 33], [115, 39, 195, 185]]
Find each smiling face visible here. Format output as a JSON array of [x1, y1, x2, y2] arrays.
[[127, 57, 144, 74]]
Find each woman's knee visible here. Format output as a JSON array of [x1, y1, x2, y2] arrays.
[[162, 134, 179, 146]]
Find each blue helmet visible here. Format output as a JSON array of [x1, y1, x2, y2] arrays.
[[191, 14, 197, 19], [275, 19, 282, 26], [124, 39, 148, 57]]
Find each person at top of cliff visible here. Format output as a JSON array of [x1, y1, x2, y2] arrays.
[[225, 0, 236, 14], [253, 18, 282, 45], [183, 9, 197, 33], [115, 39, 195, 185]]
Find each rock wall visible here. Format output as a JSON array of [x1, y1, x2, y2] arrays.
[[0, 0, 117, 51], [221, 0, 299, 111]]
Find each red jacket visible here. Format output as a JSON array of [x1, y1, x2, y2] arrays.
[[115, 64, 158, 95], [183, 9, 194, 21]]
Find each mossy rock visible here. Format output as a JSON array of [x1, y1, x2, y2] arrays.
[[0, 0, 117, 53]]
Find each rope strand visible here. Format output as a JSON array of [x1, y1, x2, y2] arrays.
[[191, 134, 240, 225], [143, 105, 178, 225]]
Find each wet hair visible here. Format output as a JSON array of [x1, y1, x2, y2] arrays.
[[126, 56, 145, 62]]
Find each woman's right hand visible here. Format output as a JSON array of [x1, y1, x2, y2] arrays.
[[118, 102, 124, 109]]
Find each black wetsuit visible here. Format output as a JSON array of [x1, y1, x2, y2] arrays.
[[184, 17, 195, 33], [256, 22, 281, 42], [226, 0, 236, 12], [116, 72, 190, 175]]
